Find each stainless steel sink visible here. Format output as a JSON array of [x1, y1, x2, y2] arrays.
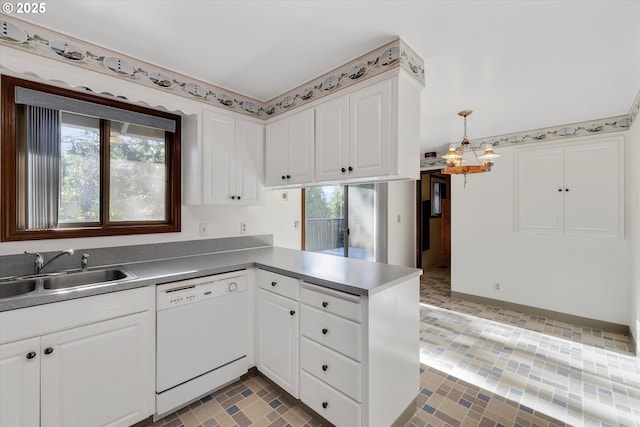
[[0, 280, 37, 298], [42, 269, 130, 290]]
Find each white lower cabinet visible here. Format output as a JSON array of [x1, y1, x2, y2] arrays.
[[257, 278, 419, 427], [300, 371, 361, 427], [256, 287, 299, 397], [0, 287, 154, 427], [41, 312, 151, 427], [0, 337, 40, 427]]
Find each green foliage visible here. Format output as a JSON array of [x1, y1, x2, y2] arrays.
[[328, 186, 344, 218], [59, 128, 100, 223], [58, 123, 166, 223], [305, 187, 331, 219]]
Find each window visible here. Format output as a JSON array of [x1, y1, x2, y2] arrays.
[[302, 183, 388, 262], [1, 76, 181, 241]]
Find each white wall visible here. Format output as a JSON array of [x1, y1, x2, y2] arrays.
[[0, 189, 302, 256], [386, 180, 416, 268], [450, 136, 630, 325], [627, 122, 640, 350]]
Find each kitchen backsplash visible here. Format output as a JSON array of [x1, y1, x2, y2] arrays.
[[0, 234, 272, 279]]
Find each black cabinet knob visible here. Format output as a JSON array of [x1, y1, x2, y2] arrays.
[[322, 401, 328, 409], [286, 174, 291, 179], [341, 167, 346, 173], [281, 175, 286, 180], [290, 310, 295, 316], [322, 301, 328, 308], [231, 195, 236, 200], [271, 281, 277, 286], [322, 364, 328, 371], [44, 347, 53, 355], [26, 351, 36, 360], [348, 166, 353, 172], [558, 188, 562, 192], [322, 328, 328, 335], [237, 195, 241, 200], [565, 188, 569, 192]]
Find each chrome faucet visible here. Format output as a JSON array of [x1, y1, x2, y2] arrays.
[[24, 249, 75, 275], [81, 253, 90, 271]]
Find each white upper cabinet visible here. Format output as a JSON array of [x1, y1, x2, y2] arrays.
[[315, 75, 420, 184], [265, 108, 315, 186], [517, 137, 623, 236], [184, 109, 264, 205], [315, 96, 350, 182], [348, 79, 392, 180]]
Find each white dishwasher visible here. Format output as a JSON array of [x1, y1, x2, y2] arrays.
[[156, 270, 248, 417]]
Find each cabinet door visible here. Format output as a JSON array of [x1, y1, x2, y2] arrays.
[[315, 96, 350, 182], [41, 312, 152, 427], [202, 110, 236, 205], [349, 79, 392, 179], [235, 119, 264, 204], [287, 109, 315, 185], [564, 140, 621, 235], [265, 119, 289, 186], [517, 148, 564, 233], [0, 337, 40, 427], [256, 289, 299, 397]]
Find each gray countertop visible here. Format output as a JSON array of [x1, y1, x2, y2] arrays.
[[0, 247, 422, 312]]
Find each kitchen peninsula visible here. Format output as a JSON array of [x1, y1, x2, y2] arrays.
[[0, 236, 421, 427]]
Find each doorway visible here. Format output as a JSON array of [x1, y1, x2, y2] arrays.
[[302, 183, 386, 262], [416, 171, 451, 271]]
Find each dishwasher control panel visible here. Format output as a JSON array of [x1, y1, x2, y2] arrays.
[[156, 270, 247, 310]]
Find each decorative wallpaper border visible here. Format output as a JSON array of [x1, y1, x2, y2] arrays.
[[420, 95, 639, 169], [0, 15, 424, 120]]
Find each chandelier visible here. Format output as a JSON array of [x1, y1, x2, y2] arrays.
[[441, 110, 500, 183]]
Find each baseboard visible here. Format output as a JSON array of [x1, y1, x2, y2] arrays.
[[451, 291, 630, 335], [390, 394, 419, 427]]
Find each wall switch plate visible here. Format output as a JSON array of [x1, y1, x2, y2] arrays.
[[240, 222, 247, 234], [494, 282, 500, 291], [199, 223, 208, 236]]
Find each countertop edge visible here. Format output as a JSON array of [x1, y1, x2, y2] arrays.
[[0, 248, 422, 311]]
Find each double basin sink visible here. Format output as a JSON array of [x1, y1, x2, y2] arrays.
[[0, 268, 134, 299]]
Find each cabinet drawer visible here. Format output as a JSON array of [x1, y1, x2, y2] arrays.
[[300, 337, 361, 402], [256, 269, 299, 301], [300, 282, 361, 323], [301, 306, 361, 361], [300, 371, 360, 427]]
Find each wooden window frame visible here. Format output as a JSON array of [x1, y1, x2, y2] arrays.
[[1, 75, 181, 241]]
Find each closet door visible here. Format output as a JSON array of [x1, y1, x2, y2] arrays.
[[563, 140, 621, 235], [517, 148, 564, 233]]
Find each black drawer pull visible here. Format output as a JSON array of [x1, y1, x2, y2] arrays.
[[322, 364, 328, 371], [271, 281, 277, 286], [26, 351, 36, 360], [322, 301, 328, 308], [322, 328, 328, 335], [290, 310, 296, 316], [44, 347, 54, 355], [322, 401, 328, 409]]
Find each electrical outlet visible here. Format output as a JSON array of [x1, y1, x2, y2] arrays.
[[199, 223, 208, 236], [494, 282, 501, 291], [240, 222, 247, 234], [282, 191, 288, 201]]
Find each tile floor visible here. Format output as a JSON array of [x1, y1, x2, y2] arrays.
[[147, 270, 640, 427], [419, 268, 640, 427]]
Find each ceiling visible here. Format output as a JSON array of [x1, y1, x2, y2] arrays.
[[18, 0, 640, 153]]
